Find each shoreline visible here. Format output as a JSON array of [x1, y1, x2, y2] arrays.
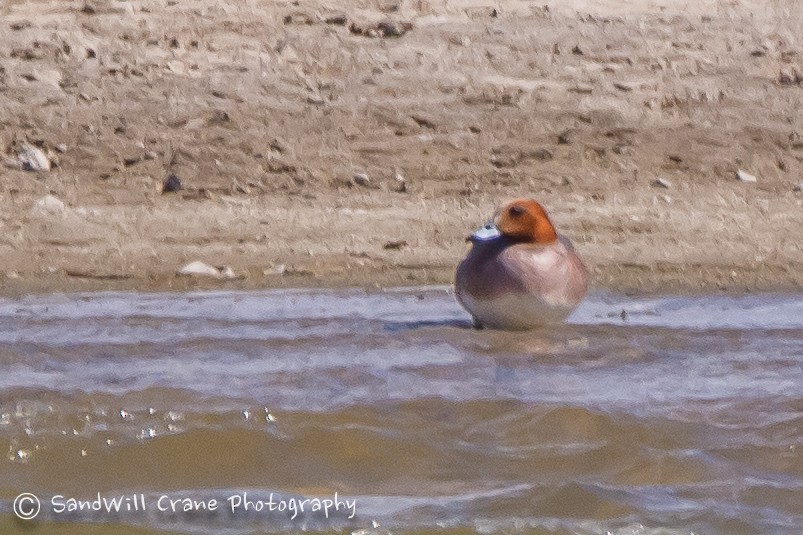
[[2, 261, 801, 299]]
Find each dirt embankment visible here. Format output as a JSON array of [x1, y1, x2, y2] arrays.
[[1, 0, 802, 296]]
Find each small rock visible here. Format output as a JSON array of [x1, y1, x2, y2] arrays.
[[266, 155, 296, 173], [264, 264, 287, 276], [793, 181, 803, 192], [376, 20, 412, 37], [166, 60, 186, 74], [32, 194, 66, 215], [177, 261, 222, 278], [307, 94, 325, 105], [383, 240, 408, 250], [18, 143, 51, 172], [324, 14, 348, 25], [779, 67, 802, 86], [283, 12, 314, 25], [736, 169, 757, 183], [219, 266, 237, 279], [571, 44, 583, 56], [353, 173, 370, 186], [568, 85, 593, 94], [652, 177, 672, 189], [54, 143, 68, 153], [613, 82, 633, 92], [269, 137, 289, 154], [349, 20, 412, 38], [162, 174, 182, 193], [393, 168, 407, 192], [2, 158, 22, 170], [490, 8, 500, 18]]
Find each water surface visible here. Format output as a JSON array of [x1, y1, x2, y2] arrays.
[[0, 288, 801, 535]]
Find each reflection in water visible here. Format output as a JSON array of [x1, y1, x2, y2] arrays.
[[0, 288, 801, 535]]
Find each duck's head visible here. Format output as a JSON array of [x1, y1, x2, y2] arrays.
[[468, 199, 558, 244], [495, 198, 558, 243], [470, 198, 558, 244]]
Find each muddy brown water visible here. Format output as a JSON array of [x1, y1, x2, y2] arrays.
[[0, 288, 801, 535]]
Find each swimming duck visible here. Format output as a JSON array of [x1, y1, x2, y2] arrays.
[[455, 198, 588, 330]]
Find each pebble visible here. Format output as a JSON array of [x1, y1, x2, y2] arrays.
[[32, 194, 66, 215], [349, 20, 412, 38], [793, 181, 803, 192], [376, 20, 412, 37], [18, 143, 51, 172], [652, 177, 672, 189], [324, 14, 348, 26], [778, 67, 802, 86], [166, 60, 186, 74], [353, 173, 370, 186], [219, 266, 237, 279], [162, 174, 182, 193], [736, 169, 757, 183], [264, 264, 287, 276], [393, 168, 407, 192], [177, 261, 236, 279], [269, 137, 289, 154], [2, 158, 22, 170], [383, 240, 408, 250], [307, 94, 325, 105]]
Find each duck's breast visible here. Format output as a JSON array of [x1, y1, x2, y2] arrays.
[[455, 239, 587, 329]]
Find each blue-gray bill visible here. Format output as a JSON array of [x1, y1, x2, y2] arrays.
[[469, 223, 502, 242]]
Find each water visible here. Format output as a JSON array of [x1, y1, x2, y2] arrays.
[[0, 288, 801, 535]]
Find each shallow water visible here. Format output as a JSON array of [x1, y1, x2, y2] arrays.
[[0, 288, 801, 535]]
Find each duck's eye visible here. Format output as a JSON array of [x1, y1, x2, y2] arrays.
[[509, 205, 526, 217]]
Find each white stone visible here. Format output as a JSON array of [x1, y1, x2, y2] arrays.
[[353, 173, 370, 186], [18, 144, 51, 172], [32, 195, 65, 215], [736, 169, 757, 183], [219, 266, 237, 279], [177, 261, 221, 278]]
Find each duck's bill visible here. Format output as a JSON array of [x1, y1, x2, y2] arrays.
[[470, 224, 502, 242]]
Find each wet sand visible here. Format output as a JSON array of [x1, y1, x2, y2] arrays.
[[1, 0, 803, 296]]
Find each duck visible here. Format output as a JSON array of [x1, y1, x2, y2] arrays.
[[454, 198, 588, 330]]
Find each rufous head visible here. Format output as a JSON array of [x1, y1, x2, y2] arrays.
[[494, 198, 558, 244]]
